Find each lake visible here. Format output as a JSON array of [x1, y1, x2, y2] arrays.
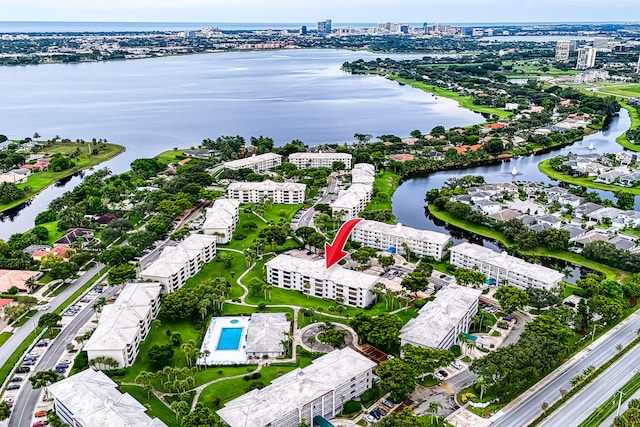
[[0, 49, 483, 237]]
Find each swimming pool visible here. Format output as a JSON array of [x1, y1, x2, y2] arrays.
[[216, 327, 244, 351]]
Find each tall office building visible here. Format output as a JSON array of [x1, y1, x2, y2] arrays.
[[576, 47, 596, 70], [317, 19, 332, 35], [555, 40, 570, 62], [299, 25, 307, 35]]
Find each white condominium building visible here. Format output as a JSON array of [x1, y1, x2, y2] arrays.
[[84, 282, 162, 368], [331, 183, 372, 221], [48, 368, 167, 427], [400, 284, 481, 350], [140, 234, 217, 293], [227, 180, 306, 204], [352, 220, 450, 260], [223, 153, 283, 172], [203, 198, 240, 244], [555, 40, 570, 62], [289, 152, 352, 170], [576, 46, 596, 70], [351, 163, 375, 185], [217, 348, 376, 427], [265, 254, 378, 308], [450, 242, 564, 290]]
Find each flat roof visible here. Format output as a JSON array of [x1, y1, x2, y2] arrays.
[[354, 220, 450, 245], [450, 242, 564, 284], [227, 180, 306, 192], [289, 152, 352, 160], [141, 234, 216, 278], [266, 254, 379, 291], [47, 369, 167, 427], [217, 348, 375, 427], [400, 284, 481, 348], [223, 153, 282, 169]]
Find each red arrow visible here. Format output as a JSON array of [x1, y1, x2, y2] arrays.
[[325, 218, 363, 269]]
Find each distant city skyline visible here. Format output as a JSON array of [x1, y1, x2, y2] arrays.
[[2, 0, 639, 24]]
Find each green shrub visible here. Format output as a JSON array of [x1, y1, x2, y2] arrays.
[[342, 400, 362, 415], [451, 345, 461, 357]]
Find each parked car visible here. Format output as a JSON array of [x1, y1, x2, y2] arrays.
[[34, 410, 48, 417], [6, 384, 20, 390], [39, 304, 50, 311], [381, 399, 394, 408], [22, 360, 35, 366], [451, 361, 462, 370], [434, 372, 444, 381], [503, 316, 513, 322], [10, 377, 23, 382], [33, 422, 44, 427], [438, 370, 449, 378], [369, 410, 381, 420], [364, 414, 377, 423], [376, 407, 387, 416], [16, 367, 31, 374]]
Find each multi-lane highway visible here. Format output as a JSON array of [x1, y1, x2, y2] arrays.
[[9, 285, 117, 427], [542, 345, 640, 427], [0, 263, 104, 370], [490, 310, 640, 427]]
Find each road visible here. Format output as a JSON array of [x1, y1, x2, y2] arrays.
[[601, 380, 640, 426], [296, 174, 338, 231], [445, 368, 478, 393], [541, 345, 640, 427], [0, 263, 105, 370], [9, 285, 118, 427], [490, 310, 640, 427]]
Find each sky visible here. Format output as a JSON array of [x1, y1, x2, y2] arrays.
[[1, 0, 639, 23]]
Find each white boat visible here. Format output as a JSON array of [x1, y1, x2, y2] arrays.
[[588, 142, 595, 150], [511, 166, 518, 176]]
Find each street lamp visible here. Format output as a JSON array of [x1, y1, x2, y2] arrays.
[[616, 390, 625, 417]]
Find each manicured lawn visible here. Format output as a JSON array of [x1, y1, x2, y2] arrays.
[[0, 332, 12, 347], [197, 365, 297, 408], [224, 207, 302, 253], [0, 142, 124, 213], [225, 210, 264, 251], [121, 319, 202, 383], [193, 365, 257, 387], [260, 203, 304, 224], [221, 303, 294, 319], [363, 171, 401, 219], [155, 148, 190, 164], [183, 251, 246, 299], [394, 307, 419, 325], [427, 205, 627, 282], [538, 159, 640, 195], [616, 102, 640, 152], [119, 385, 178, 427], [12, 310, 37, 327], [594, 84, 640, 98], [389, 75, 512, 119], [38, 221, 65, 244]]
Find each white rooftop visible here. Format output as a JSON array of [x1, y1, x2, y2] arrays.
[[217, 348, 375, 427], [204, 198, 240, 230], [289, 152, 352, 160], [400, 284, 481, 348], [47, 369, 167, 427], [450, 243, 564, 284], [355, 220, 450, 245], [223, 153, 282, 169], [266, 254, 379, 291], [245, 312, 290, 354], [140, 234, 216, 278], [227, 180, 306, 192]]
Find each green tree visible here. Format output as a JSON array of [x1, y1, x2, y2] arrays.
[[524, 315, 573, 343], [401, 344, 455, 377], [99, 245, 137, 266], [30, 370, 62, 389], [377, 255, 395, 269], [49, 261, 79, 282], [107, 263, 137, 285], [38, 313, 62, 338], [217, 253, 233, 268], [148, 344, 175, 368], [401, 271, 430, 297], [317, 328, 348, 349], [525, 287, 562, 310], [588, 295, 626, 323], [377, 358, 417, 401], [454, 268, 486, 287], [181, 404, 220, 427], [494, 285, 530, 314], [616, 191, 635, 210], [0, 401, 10, 421]]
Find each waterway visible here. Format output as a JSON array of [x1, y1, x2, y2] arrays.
[[392, 109, 632, 280], [0, 49, 483, 238]]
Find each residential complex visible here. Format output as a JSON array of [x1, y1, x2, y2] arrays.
[[217, 348, 376, 427], [576, 46, 596, 70], [202, 198, 240, 243], [223, 153, 283, 172], [245, 312, 291, 359], [47, 368, 167, 427], [555, 40, 570, 62], [140, 234, 217, 293], [226, 180, 306, 204], [400, 284, 481, 350], [288, 152, 352, 170], [84, 282, 162, 368], [449, 242, 564, 290], [352, 220, 450, 260], [265, 253, 378, 308], [331, 163, 375, 220]]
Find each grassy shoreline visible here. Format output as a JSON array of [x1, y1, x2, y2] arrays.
[[0, 142, 125, 213], [427, 204, 627, 282], [615, 102, 640, 152], [386, 75, 513, 120], [538, 158, 640, 195]]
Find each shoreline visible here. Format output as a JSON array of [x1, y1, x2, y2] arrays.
[[0, 143, 126, 214], [426, 204, 627, 282], [538, 158, 640, 195]]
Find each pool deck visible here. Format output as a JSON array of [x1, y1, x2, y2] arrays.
[[197, 316, 250, 365]]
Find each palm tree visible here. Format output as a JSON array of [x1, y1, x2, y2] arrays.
[[151, 319, 161, 334], [92, 297, 107, 320], [170, 400, 189, 421], [303, 282, 311, 299], [428, 401, 441, 425]]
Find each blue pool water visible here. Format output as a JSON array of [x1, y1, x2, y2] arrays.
[[217, 327, 243, 351], [230, 319, 239, 324]]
